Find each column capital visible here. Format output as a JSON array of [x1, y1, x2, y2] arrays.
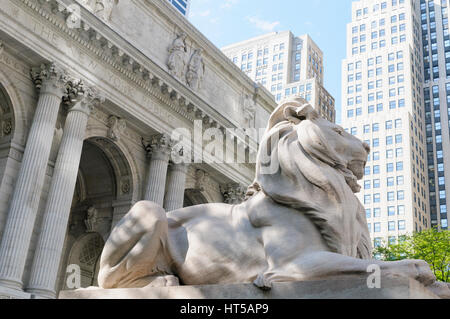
[[64, 81, 105, 116], [221, 183, 247, 205], [170, 144, 190, 166], [30, 63, 69, 97], [144, 133, 174, 160]]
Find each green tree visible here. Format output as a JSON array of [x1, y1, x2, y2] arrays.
[[373, 228, 450, 282]]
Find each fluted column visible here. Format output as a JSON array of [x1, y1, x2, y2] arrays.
[[0, 63, 69, 290], [26, 84, 103, 299], [164, 162, 188, 212], [143, 134, 173, 206]]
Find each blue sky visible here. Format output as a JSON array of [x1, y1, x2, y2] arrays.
[[189, 0, 354, 123]]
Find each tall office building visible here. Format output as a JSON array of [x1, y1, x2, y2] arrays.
[[420, 0, 449, 230], [342, 0, 432, 247], [222, 31, 336, 122], [167, 0, 191, 17]]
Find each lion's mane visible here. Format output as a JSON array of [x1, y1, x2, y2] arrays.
[[249, 98, 372, 259]]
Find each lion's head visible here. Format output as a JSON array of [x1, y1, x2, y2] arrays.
[[250, 96, 372, 258]]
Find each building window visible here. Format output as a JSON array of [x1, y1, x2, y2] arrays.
[[388, 221, 396, 231], [374, 223, 381, 233]]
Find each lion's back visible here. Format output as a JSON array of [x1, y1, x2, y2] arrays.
[[166, 202, 266, 285]]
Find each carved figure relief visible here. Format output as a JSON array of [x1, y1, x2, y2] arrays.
[[221, 183, 246, 205], [107, 115, 126, 142], [167, 33, 187, 79], [78, 0, 118, 21], [242, 93, 256, 128], [186, 49, 205, 90], [84, 206, 98, 233]]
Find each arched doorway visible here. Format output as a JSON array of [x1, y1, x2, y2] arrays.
[[65, 232, 104, 288], [59, 137, 134, 290]]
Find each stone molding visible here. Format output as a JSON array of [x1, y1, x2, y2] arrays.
[[18, 0, 262, 156], [8, 0, 257, 186]]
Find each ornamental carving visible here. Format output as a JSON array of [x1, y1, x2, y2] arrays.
[[221, 183, 246, 205], [242, 93, 256, 128], [121, 179, 130, 194], [2, 119, 12, 136], [186, 49, 205, 90], [194, 169, 209, 192], [78, 0, 118, 21], [84, 206, 99, 233], [107, 115, 126, 142], [142, 133, 174, 159], [63, 80, 104, 114], [30, 63, 69, 92], [167, 33, 187, 79]]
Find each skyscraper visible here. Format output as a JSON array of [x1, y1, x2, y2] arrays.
[[167, 0, 191, 17], [222, 31, 336, 122], [420, 0, 449, 230], [342, 0, 432, 247]]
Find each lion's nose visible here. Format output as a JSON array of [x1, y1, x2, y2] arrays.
[[362, 142, 371, 154]]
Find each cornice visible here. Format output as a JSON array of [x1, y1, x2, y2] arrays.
[[16, 0, 264, 157], [148, 0, 276, 112]]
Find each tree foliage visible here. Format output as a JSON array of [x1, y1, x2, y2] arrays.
[[373, 228, 450, 282]]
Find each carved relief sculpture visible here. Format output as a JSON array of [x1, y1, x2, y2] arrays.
[[84, 206, 98, 233], [98, 97, 449, 298], [186, 49, 205, 90], [194, 169, 209, 192], [78, 0, 118, 21], [107, 115, 126, 142], [221, 183, 246, 205], [167, 33, 187, 79], [242, 93, 256, 128]]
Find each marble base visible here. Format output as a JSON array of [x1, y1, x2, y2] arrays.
[[0, 286, 32, 299], [59, 275, 439, 299]]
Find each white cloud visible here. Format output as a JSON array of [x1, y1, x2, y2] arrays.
[[220, 0, 239, 9], [246, 16, 280, 32], [198, 10, 211, 17]]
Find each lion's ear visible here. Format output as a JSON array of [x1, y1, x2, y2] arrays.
[[284, 103, 318, 123]]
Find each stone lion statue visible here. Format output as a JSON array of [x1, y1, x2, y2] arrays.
[[98, 97, 449, 297]]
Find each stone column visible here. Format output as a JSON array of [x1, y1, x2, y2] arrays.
[[0, 63, 69, 290], [164, 162, 188, 212], [143, 134, 173, 206], [26, 84, 103, 299]]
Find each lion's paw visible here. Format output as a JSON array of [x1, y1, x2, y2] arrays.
[[144, 275, 180, 288], [383, 259, 436, 287], [426, 281, 450, 299], [253, 274, 272, 291]]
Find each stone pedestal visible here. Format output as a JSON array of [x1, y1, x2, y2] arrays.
[[58, 276, 439, 299]]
